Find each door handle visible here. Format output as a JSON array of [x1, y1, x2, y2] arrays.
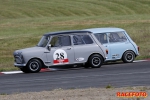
[[104, 45, 107, 47], [67, 48, 71, 50]]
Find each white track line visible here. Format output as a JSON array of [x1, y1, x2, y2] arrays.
[[2, 71, 23, 74], [1, 68, 57, 74], [133, 60, 148, 62]]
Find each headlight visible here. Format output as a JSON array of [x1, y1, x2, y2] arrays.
[[13, 51, 24, 64]]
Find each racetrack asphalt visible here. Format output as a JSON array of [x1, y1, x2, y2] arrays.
[[0, 60, 150, 94]]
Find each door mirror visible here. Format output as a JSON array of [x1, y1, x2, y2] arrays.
[[47, 44, 51, 51]]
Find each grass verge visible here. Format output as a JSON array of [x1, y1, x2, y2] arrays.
[[0, 0, 150, 71]]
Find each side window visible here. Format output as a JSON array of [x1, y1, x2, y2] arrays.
[[108, 32, 127, 43], [50, 36, 60, 47], [73, 35, 93, 45], [118, 32, 127, 42], [94, 33, 108, 44], [73, 35, 84, 45], [50, 35, 71, 47], [81, 35, 93, 44], [60, 36, 71, 46]]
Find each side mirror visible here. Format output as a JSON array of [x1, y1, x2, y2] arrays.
[[47, 44, 51, 51]]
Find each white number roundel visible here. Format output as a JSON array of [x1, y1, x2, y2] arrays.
[[53, 49, 67, 60]]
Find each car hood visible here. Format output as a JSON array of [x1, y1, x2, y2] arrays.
[[14, 46, 46, 54]]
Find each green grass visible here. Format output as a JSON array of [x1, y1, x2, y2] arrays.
[[106, 84, 113, 89], [0, 0, 150, 71]]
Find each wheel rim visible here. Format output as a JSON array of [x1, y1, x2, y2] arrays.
[[125, 53, 134, 62], [92, 57, 101, 67], [29, 61, 39, 72]]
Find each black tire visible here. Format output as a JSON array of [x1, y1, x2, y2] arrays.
[[27, 59, 42, 73], [20, 67, 30, 73], [88, 54, 103, 68], [122, 51, 135, 63]]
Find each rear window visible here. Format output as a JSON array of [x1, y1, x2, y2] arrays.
[[73, 35, 93, 45]]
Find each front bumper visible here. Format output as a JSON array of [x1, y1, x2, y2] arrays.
[[14, 63, 26, 68]]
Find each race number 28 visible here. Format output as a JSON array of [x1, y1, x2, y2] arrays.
[[55, 52, 64, 60], [53, 49, 69, 64]]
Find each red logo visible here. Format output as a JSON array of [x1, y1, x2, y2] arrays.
[[116, 92, 148, 98], [53, 59, 69, 64]]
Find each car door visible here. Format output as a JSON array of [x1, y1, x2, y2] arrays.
[[46, 35, 74, 66], [72, 34, 97, 63], [107, 32, 133, 60], [94, 33, 111, 60]]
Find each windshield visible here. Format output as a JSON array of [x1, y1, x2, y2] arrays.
[[37, 36, 50, 47]]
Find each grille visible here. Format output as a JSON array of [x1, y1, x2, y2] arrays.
[[14, 56, 23, 64]]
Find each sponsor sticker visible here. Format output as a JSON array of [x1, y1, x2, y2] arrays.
[[76, 57, 84, 61], [112, 54, 119, 59], [53, 49, 69, 65]]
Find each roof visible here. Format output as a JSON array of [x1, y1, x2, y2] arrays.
[[83, 27, 125, 34], [44, 30, 91, 36], [43, 27, 125, 36]]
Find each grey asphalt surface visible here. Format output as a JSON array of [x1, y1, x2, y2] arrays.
[[0, 61, 150, 94]]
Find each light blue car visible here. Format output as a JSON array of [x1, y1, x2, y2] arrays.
[[84, 28, 139, 63]]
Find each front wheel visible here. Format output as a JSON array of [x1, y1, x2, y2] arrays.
[[27, 59, 42, 73], [88, 54, 103, 68], [122, 51, 135, 63]]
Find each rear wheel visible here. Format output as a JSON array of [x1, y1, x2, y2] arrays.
[[88, 54, 103, 68], [122, 51, 135, 63], [27, 59, 42, 73]]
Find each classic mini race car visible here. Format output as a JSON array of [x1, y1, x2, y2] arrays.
[[84, 28, 139, 63], [13, 30, 108, 73]]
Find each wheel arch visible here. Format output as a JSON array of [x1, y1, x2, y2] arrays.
[[87, 53, 105, 62], [122, 50, 136, 59], [27, 57, 45, 68]]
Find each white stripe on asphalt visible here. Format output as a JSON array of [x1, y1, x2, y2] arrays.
[[2, 71, 23, 74], [133, 60, 148, 62], [1, 68, 57, 74]]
